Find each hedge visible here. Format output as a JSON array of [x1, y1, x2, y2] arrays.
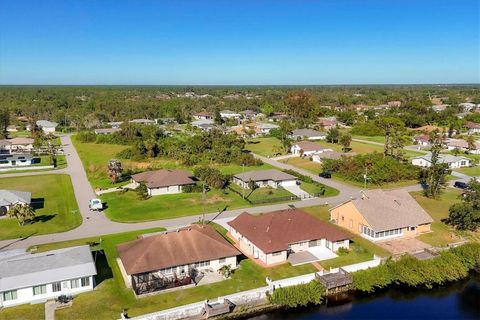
[[267, 281, 326, 308]]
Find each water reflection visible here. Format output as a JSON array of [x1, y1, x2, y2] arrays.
[[249, 275, 480, 320]]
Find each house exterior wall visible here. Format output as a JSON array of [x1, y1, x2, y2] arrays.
[[42, 127, 56, 133], [330, 202, 432, 242], [233, 177, 296, 189], [148, 185, 182, 196], [0, 159, 33, 168], [0, 276, 94, 308], [411, 158, 470, 168]]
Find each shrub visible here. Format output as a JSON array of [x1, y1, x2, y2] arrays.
[[183, 184, 203, 193], [267, 281, 326, 308], [76, 131, 96, 143]]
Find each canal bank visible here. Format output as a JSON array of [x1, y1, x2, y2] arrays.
[[248, 274, 480, 320]]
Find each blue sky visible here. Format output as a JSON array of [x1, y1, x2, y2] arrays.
[[0, 0, 479, 85]]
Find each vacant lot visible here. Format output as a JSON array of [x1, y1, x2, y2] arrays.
[[455, 166, 480, 177], [245, 137, 285, 157], [2, 227, 317, 320], [351, 135, 386, 144], [0, 174, 81, 240], [411, 190, 479, 245]]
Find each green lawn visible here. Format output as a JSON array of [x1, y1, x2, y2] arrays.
[[229, 183, 293, 202], [351, 135, 386, 144], [410, 190, 480, 246], [245, 137, 285, 157], [300, 181, 339, 197], [0, 174, 81, 240], [4, 227, 316, 320], [455, 166, 480, 177]]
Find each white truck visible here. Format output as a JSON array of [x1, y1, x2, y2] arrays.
[[89, 198, 103, 211]]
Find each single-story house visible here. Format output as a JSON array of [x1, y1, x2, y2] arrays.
[[117, 225, 241, 295], [0, 138, 35, 153], [107, 121, 124, 129], [412, 134, 430, 147], [0, 245, 96, 307], [255, 123, 279, 135], [330, 189, 433, 242], [290, 129, 327, 141], [6, 125, 18, 132], [233, 169, 297, 189], [411, 153, 471, 168], [0, 154, 35, 168], [431, 104, 449, 112], [0, 189, 31, 217], [94, 128, 121, 135], [446, 139, 480, 154], [268, 112, 287, 122], [192, 112, 213, 120], [129, 119, 156, 125], [459, 102, 476, 112], [290, 141, 333, 156], [316, 117, 338, 130], [220, 110, 241, 119], [35, 120, 58, 133], [240, 110, 259, 120], [227, 209, 350, 266], [131, 169, 195, 196], [465, 122, 480, 135], [191, 119, 215, 131], [312, 151, 355, 163]]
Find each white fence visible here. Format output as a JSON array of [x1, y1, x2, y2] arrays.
[[125, 256, 381, 320]]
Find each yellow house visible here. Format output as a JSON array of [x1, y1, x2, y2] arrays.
[[329, 189, 433, 242]]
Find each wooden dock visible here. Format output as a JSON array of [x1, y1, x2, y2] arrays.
[[317, 268, 353, 293]]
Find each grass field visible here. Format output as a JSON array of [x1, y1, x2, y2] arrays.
[[455, 166, 480, 177], [0, 174, 81, 240], [351, 135, 386, 144], [72, 136, 275, 189], [411, 190, 480, 245], [2, 227, 317, 320], [245, 137, 285, 157]]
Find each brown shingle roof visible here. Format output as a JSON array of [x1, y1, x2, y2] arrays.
[[117, 225, 241, 275], [347, 189, 433, 232], [233, 169, 297, 183], [131, 169, 195, 189], [228, 209, 350, 254]]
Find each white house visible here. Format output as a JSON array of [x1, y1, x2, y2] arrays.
[[291, 141, 333, 156], [192, 112, 213, 120], [219, 110, 241, 119], [465, 122, 480, 135], [117, 225, 240, 295], [411, 154, 471, 169], [290, 129, 327, 141], [191, 119, 215, 131], [129, 119, 156, 125], [131, 169, 195, 196], [0, 245, 96, 307], [94, 128, 121, 135], [255, 123, 279, 135], [227, 209, 350, 266], [0, 189, 31, 217], [459, 102, 476, 112], [446, 139, 480, 154], [412, 135, 430, 147], [107, 121, 124, 129], [36, 120, 58, 133], [0, 154, 35, 168], [233, 169, 297, 189]]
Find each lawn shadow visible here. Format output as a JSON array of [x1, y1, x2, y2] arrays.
[[92, 249, 113, 286], [29, 214, 56, 224], [30, 198, 45, 210]]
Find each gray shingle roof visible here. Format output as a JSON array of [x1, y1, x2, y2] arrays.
[[412, 153, 470, 164], [348, 189, 433, 232], [0, 189, 31, 207], [234, 169, 297, 182], [291, 129, 326, 138], [0, 245, 97, 291], [36, 120, 58, 128]]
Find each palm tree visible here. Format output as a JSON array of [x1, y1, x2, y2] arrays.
[[107, 159, 123, 183], [7, 203, 36, 226]]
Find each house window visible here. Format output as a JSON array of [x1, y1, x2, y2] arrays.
[[52, 282, 62, 292], [33, 285, 47, 296], [326, 240, 331, 249], [409, 226, 416, 231], [308, 240, 318, 247], [271, 251, 282, 256], [194, 260, 210, 268], [81, 277, 90, 287], [219, 257, 226, 264], [3, 290, 17, 301], [70, 279, 80, 289]]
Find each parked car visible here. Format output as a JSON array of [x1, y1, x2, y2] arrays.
[[319, 172, 331, 179], [454, 181, 468, 189], [89, 198, 103, 211]]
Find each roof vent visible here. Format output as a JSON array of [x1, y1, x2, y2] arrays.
[[394, 200, 401, 206]]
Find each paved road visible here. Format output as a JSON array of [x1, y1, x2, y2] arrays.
[[0, 139, 360, 250]]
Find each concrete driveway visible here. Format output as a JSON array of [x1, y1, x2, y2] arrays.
[[283, 184, 311, 199]]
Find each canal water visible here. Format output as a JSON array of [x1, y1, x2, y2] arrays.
[[249, 275, 480, 320]]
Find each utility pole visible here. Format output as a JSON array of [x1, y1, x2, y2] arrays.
[[202, 182, 206, 225], [242, 164, 245, 200]]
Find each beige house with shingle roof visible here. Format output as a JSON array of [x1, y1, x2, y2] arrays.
[[329, 189, 433, 242], [233, 169, 297, 189], [131, 169, 195, 196]]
